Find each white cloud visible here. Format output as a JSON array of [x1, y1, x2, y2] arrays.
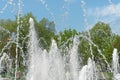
[[87, 3, 120, 35], [88, 3, 120, 17]]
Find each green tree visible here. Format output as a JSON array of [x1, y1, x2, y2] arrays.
[[89, 22, 115, 68], [0, 13, 56, 78], [54, 29, 78, 47], [79, 22, 114, 66], [36, 18, 55, 50]]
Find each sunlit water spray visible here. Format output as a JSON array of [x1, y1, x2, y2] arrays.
[[26, 18, 65, 80], [80, 0, 94, 62], [0, 0, 120, 80], [62, 0, 70, 21], [39, 0, 55, 21], [112, 48, 120, 80], [81, 0, 113, 73], [69, 37, 79, 80], [0, 0, 17, 14], [26, 18, 81, 80], [79, 58, 97, 80], [26, 17, 119, 80], [0, 17, 120, 80]]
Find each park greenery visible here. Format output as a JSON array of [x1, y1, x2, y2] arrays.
[[0, 13, 120, 79]]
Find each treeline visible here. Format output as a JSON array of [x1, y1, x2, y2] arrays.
[[0, 13, 120, 70]]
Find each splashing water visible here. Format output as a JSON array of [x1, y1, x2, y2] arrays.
[[26, 18, 66, 80], [0, 0, 120, 80], [0, 0, 14, 14], [0, 17, 119, 80], [26, 18, 42, 80], [69, 37, 79, 80], [25, 18, 120, 80], [26, 18, 80, 80], [26, 18, 120, 80], [79, 58, 97, 80], [0, 15, 119, 80], [39, 0, 55, 21], [112, 48, 120, 80]]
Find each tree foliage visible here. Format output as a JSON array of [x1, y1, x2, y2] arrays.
[[0, 13, 120, 77]]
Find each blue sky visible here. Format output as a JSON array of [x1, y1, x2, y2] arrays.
[[0, 0, 120, 34]]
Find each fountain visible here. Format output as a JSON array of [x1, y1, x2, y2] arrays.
[[26, 18, 120, 80], [0, 0, 120, 80], [79, 58, 97, 80], [0, 15, 119, 80], [26, 18, 79, 80], [112, 48, 120, 80]]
